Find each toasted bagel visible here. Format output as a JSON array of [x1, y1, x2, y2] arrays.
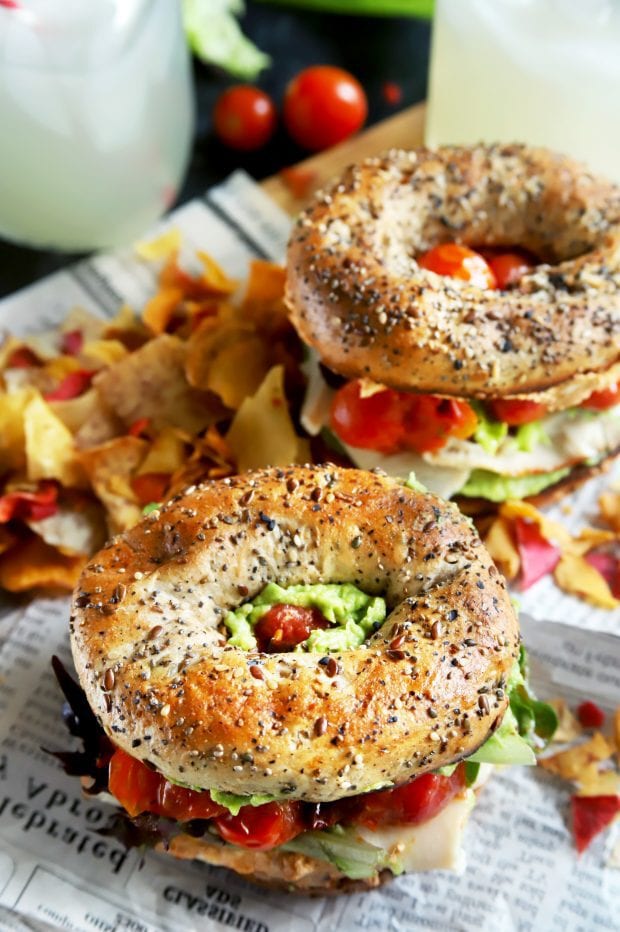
[[70, 465, 518, 802], [286, 145, 620, 401]]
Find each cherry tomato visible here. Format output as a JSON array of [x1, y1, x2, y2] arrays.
[[489, 398, 548, 426], [576, 700, 606, 729], [254, 604, 330, 652], [213, 85, 276, 151], [487, 250, 534, 289], [283, 65, 367, 151], [403, 395, 478, 453], [130, 472, 171, 506], [215, 801, 305, 850], [354, 765, 466, 830], [583, 383, 620, 411], [419, 243, 497, 289], [108, 748, 226, 821], [330, 380, 406, 453]]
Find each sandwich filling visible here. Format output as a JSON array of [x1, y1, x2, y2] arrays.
[[54, 612, 556, 881]]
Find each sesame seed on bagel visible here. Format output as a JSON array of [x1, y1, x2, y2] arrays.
[[285, 145, 620, 403], [70, 465, 519, 803]]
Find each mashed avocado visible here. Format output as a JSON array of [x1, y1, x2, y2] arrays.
[[225, 581, 387, 652], [458, 466, 570, 502]]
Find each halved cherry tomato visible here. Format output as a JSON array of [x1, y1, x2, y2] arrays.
[[419, 244, 497, 289], [254, 604, 330, 652], [583, 383, 620, 411], [354, 764, 467, 830], [108, 748, 225, 821], [130, 472, 170, 506], [487, 250, 534, 289], [0, 480, 58, 523], [283, 66, 367, 151], [214, 801, 305, 850], [489, 398, 548, 426], [403, 395, 478, 453], [330, 381, 406, 454], [330, 380, 478, 455], [213, 85, 276, 151], [44, 369, 96, 402]]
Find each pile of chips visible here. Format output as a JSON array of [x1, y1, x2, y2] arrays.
[[0, 233, 307, 592]]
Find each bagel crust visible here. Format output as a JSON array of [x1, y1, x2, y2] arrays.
[[70, 465, 519, 802], [286, 145, 620, 399]]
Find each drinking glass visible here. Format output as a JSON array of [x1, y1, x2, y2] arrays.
[[426, 0, 620, 182], [0, 0, 194, 251]]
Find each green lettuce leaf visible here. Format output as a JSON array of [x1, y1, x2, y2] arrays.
[[458, 467, 570, 502], [183, 0, 270, 79], [210, 789, 279, 815], [509, 645, 559, 743], [256, 0, 434, 16], [282, 825, 402, 880], [514, 420, 550, 453], [471, 402, 508, 455]]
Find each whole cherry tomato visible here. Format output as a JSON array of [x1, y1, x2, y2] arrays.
[[418, 243, 497, 289], [283, 65, 367, 151], [213, 85, 276, 151], [487, 250, 535, 289], [403, 395, 478, 453], [254, 604, 330, 652], [489, 398, 548, 426], [330, 380, 406, 453]]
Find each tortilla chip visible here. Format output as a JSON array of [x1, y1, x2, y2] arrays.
[[599, 492, 620, 533], [0, 386, 38, 471], [483, 516, 520, 581], [44, 355, 83, 382], [58, 307, 106, 343], [226, 365, 309, 472], [0, 534, 85, 592], [500, 500, 573, 549], [137, 426, 190, 476], [24, 394, 86, 488], [80, 338, 128, 368], [540, 732, 615, 782], [78, 436, 147, 534], [93, 334, 224, 433], [185, 322, 271, 409], [576, 765, 620, 798], [28, 498, 106, 556], [570, 527, 617, 556], [135, 228, 181, 262], [197, 251, 237, 296], [554, 552, 620, 610], [548, 699, 583, 744], [0, 526, 15, 557]]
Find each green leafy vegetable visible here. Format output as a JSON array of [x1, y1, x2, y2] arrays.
[[509, 645, 559, 743], [210, 789, 279, 815], [405, 471, 428, 493], [471, 402, 508, 455], [142, 502, 160, 516], [183, 0, 270, 79], [282, 825, 402, 880], [458, 467, 570, 502], [514, 420, 550, 453]]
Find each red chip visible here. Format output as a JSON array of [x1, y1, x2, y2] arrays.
[[514, 518, 561, 590], [571, 794, 620, 853], [44, 369, 96, 402], [61, 329, 84, 355], [576, 700, 606, 730]]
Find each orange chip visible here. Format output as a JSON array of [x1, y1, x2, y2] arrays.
[[0, 526, 15, 557], [243, 260, 286, 308], [483, 516, 520, 581], [554, 552, 620, 610], [548, 699, 583, 744], [142, 287, 184, 334], [197, 251, 237, 296], [135, 228, 182, 262], [137, 426, 190, 476], [279, 166, 318, 201], [575, 764, 620, 798], [0, 533, 85, 592], [186, 323, 271, 409]]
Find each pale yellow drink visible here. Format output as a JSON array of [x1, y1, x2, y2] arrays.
[[426, 0, 620, 182]]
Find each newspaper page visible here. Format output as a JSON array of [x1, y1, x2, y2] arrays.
[[0, 172, 619, 931]]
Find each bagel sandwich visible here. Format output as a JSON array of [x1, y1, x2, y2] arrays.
[[57, 465, 556, 894], [286, 145, 620, 511]]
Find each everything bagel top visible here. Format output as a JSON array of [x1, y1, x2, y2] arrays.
[[286, 145, 620, 401], [70, 465, 519, 803]]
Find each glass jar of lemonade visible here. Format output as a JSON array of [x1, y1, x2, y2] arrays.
[[425, 0, 620, 183], [0, 0, 194, 251]]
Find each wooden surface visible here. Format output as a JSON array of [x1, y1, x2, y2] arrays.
[[261, 102, 426, 214]]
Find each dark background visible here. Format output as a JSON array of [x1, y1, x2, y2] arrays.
[[0, 3, 431, 298]]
